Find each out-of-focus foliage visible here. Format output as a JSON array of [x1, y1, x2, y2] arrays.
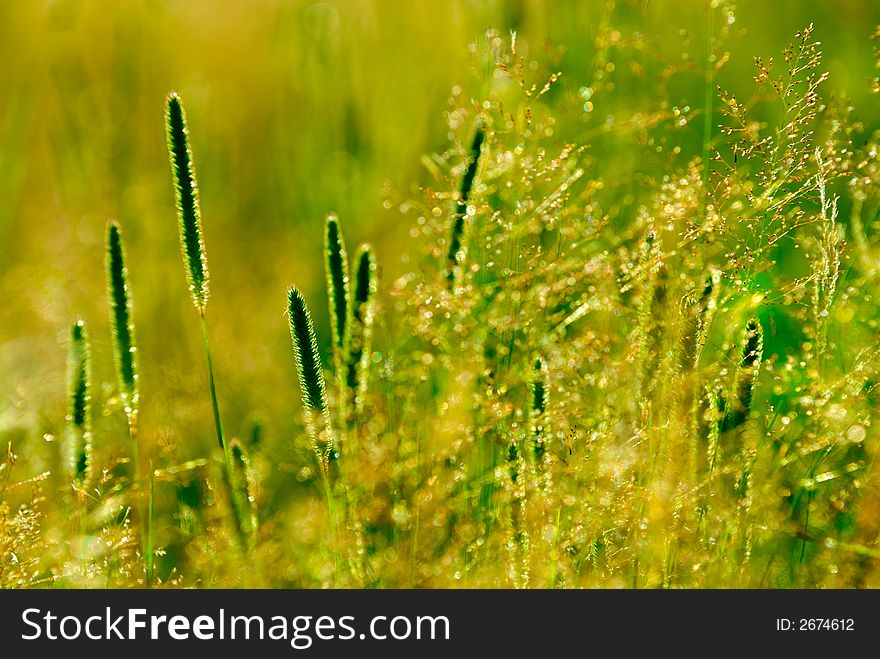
[[2, 0, 880, 588]]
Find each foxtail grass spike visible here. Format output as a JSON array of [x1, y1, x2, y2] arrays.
[[531, 357, 548, 462], [248, 415, 265, 451], [324, 214, 350, 371], [67, 320, 91, 485], [105, 221, 139, 421], [229, 439, 257, 547], [287, 286, 334, 467], [721, 317, 764, 432], [345, 244, 377, 422], [166, 92, 210, 314], [446, 124, 486, 282]]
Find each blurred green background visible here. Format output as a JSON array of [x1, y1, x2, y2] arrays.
[[1, 0, 878, 465]]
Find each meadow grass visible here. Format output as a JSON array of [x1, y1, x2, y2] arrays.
[[2, 3, 880, 589]]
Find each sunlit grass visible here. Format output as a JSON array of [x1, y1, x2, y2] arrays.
[[2, 1, 880, 589]]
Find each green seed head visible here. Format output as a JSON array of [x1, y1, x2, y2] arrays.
[[165, 92, 210, 314], [287, 286, 334, 465], [67, 319, 91, 484], [105, 221, 139, 417], [228, 439, 257, 546], [324, 214, 350, 366], [741, 317, 764, 371], [721, 317, 764, 432], [531, 357, 547, 416]]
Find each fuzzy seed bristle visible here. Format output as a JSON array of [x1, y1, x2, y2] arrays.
[[166, 91, 210, 314], [345, 244, 377, 422], [446, 124, 486, 283]]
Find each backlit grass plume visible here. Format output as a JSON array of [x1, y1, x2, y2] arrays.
[[105, 222, 139, 426], [287, 286, 334, 469], [721, 318, 764, 432], [66, 320, 91, 485], [446, 124, 485, 283], [324, 214, 350, 373], [345, 244, 377, 423], [165, 91, 226, 454], [165, 92, 209, 315]]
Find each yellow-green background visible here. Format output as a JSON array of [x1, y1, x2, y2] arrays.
[[1, 0, 877, 463]]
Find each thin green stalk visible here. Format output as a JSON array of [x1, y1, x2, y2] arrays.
[[322, 468, 340, 585], [147, 461, 154, 586], [549, 503, 562, 588], [201, 315, 227, 458]]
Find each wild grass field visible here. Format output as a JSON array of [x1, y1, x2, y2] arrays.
[[2, 0, 880, 588]]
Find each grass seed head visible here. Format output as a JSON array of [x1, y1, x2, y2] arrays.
[[105, 221, 139, 419], [287, 286, 334, 466], [324, 214, 350, 369], [228, 439, 257, 547], [67, 319, 91, 484], [531, 356, 548, 461], [165, 91, 210, 314], [345, 244, 377, 420]]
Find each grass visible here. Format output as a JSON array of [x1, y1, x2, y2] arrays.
[[2, 2, 880, 589]]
